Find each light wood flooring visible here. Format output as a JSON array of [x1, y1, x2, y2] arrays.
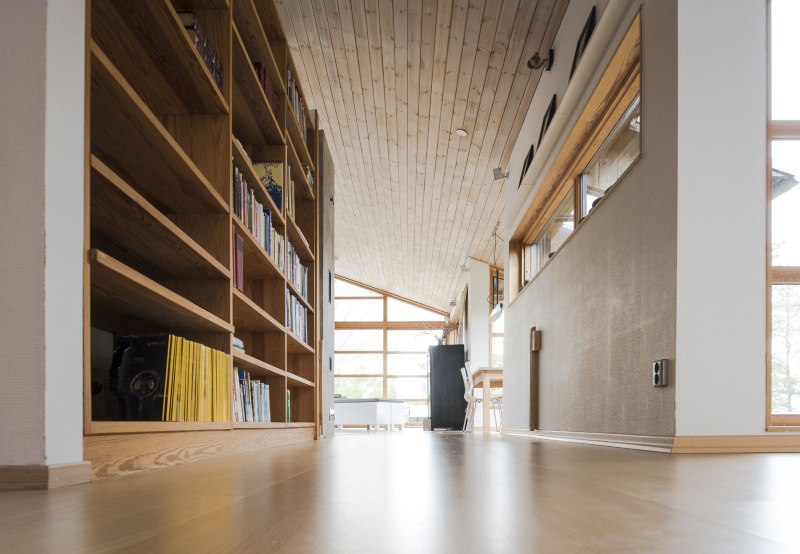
[[2, 431, 800, 553]]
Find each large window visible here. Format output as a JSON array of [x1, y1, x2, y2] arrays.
[[768, 0, 800, 428], [334, 277, 446, 425]]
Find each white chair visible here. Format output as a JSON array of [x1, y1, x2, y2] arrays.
[[460, 366, 481, 433], [490, 395, 503, 432]]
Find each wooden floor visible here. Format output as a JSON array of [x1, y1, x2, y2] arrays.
[[2, 431, 800, 553]]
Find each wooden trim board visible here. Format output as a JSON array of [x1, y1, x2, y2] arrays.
[[504, 429, 674, 453], [85, 427, 314, 480], [0, 462, 93, 490], [672, 435, 800, 453]]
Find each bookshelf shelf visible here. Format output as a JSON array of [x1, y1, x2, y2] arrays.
[[232, 0, 285, 96], [88, 421, 231, 435], [286, 216, 314, 263], [286, 281, 313, 312], [90, 249, 234, 334], [90, 43, 227, 214], [232, 349, 286, 379], [287, 137, 315, 201], [232, 24, 284, 147], [233, 422, 285, 429], [286, 331, 314, 354], [232, 287, 284, 334], [90, 156, 230, 280], [92, 0, 229, 115], [232, 139, 285, 228], [287, 372, 313, 388], [285, 422, 315, 428], [232, 215, 285, 280]]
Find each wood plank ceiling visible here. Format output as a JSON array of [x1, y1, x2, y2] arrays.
[[273, 0, 568, 311]]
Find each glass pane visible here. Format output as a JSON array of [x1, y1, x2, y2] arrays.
[[335, 298, 383, 322], [335, 329, 383, 351], [771, 285, 800, 414], [334, 353, 383, 375], [491, 336, 504, 368], [334, 279, 382, 297], [335, 377, 383, 399], [492, 313, 504, 334], [387, 330, 440, 352], [772, 141, 800, 266], [530, 191, 574, 277], [387, 298, 444, 322], [387, 377, 428, 400], [387, 353, 428, 376], [581, 94, 641, 217], [771, 0, 800, 120]]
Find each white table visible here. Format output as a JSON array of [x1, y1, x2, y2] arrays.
[[334, 398, 405, 431]]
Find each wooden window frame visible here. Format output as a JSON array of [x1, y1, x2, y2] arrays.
[[766, 1, 800, 429], [333, 275, 448, 423], [508, 12, 642, 303]]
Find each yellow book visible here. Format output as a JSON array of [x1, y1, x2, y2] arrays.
[[162, 335, 173, 421]]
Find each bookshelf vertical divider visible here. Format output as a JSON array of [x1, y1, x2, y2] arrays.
[[84, 0, 320, 477]]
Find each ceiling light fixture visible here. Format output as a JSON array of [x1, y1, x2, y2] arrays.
[[527, 48, 554, 71], [493, 167, 509, 180], [455, 128, 468, 137]]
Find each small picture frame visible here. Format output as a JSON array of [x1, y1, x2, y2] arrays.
[[570, 6, 597, 81]]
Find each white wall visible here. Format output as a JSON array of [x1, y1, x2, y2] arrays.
[[675, 0, 770, 436], [0, 0, 85, 466], [466, 258, 490, 370]]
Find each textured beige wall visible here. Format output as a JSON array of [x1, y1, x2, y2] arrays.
[[504, 0, 678, 436]]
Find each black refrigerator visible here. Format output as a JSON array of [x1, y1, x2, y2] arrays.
[[429, 345, 467, 430]]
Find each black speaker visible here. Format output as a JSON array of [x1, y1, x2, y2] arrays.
[[110, 336, 169, 421], [653, 359, 668, 387]]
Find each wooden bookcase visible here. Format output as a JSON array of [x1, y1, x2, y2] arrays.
[[84, 0, 321, 477]]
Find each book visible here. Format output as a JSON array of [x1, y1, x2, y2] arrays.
[[253, 161, 283, 211], [232, 336, 245, 353], [232, 368, 271, 423], [232, 229, 244, 291], [177, 11, 224, 89]]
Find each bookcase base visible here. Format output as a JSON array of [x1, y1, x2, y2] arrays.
[[0, 462, 93, 490], [85, 427, 314, 480]]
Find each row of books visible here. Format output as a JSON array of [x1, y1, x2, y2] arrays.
[[286, 165, 296, 219], [286, 291, 308, 343], [287, 241, 308, 299], [110, 335, 230, 422], [178, 11, 224, 90], [232, 368, 271, 423], [232, 230, 244, 291], [232, 163, 285, 271], [287, 68, 307, 144], [254, 62, 279, 118]]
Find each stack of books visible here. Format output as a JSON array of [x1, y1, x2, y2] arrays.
[[232, 368, 271, 423], [287, 241, 308, 299], [287, 68, 307, 143], [232, 163, 284, 270], [254, 62, 279, 116], [178, 11, 224, 90], [286, 291, 308, 342]]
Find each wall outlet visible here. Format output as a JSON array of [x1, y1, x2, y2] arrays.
[[653, 359, 668, 387], [329, 409, 335, 421]]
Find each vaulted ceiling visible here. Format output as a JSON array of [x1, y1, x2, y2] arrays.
[[274, 0, 568, 311]]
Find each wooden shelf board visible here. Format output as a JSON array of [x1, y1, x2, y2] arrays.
[[286, 372, 313, 387], [232, 288, 284, 334], [286, 281, 313, 312], [88, 421, 231, 435], [232, 0, 286, 95], [232, 23, 284, 147], [90, 249, 233, 334], [286, 330, 313, 354], [232, 422, 286, 429], [90, 156, 229, 280], [92, 0, 228, 115], [286, 106, 314, 172], [232, 138, 285, 227], [232, 215, 285, 280], [285, 422, 315, 428], [232, 349, 286, 378], [286, 215, 314, 263], [287, 136, 314, 201], [90, 43, 227, 215]]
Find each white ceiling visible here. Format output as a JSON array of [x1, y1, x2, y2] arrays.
[[274, 0, 568, 310]]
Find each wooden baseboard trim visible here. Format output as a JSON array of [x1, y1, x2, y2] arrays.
[[0, 461, 93, 490], [672, 435, 800, 453], [503, 429, 674, 453], [85, 427, 315, 479]]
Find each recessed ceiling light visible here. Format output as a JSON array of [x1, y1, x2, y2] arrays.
[[455, 128, 467, 137]]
